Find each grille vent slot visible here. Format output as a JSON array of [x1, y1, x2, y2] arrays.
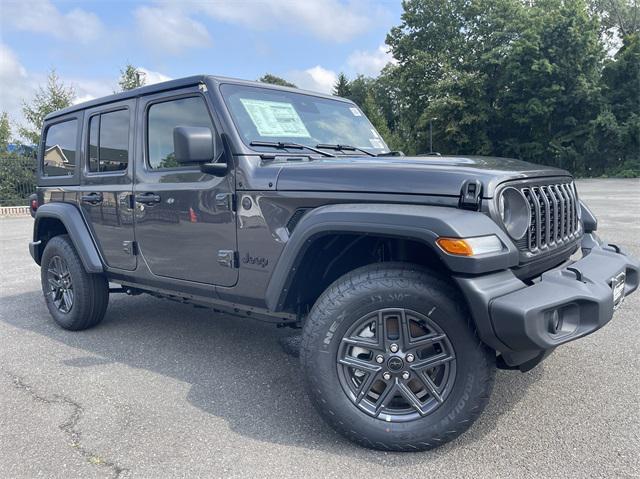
[[517, 182, 580, 254]]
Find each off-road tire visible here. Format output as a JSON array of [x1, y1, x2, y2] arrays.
[[300, 263, 495, 451], [40, 235, 109, 331]]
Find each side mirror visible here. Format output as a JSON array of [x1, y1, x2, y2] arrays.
[[173, 126, 214, 163], [173, 126, 227, 176]]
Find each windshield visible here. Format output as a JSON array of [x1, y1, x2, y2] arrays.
[[220, 83, 389, 155]]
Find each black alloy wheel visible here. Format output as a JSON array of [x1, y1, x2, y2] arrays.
[[337, 308, 456, 422], [46, 255, 74, 313]]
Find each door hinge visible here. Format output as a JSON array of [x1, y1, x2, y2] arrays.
[[215, 193, 236, 211], [217, 250, 238, 269], [459, 179, 482, 211], [122, 240, 138, 255]]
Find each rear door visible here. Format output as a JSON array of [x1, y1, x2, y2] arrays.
[[79, 100, 136, 271], [133, 87, 238, 286]]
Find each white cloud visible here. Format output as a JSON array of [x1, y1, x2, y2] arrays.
[[70, 67, 172, 105], [171, 0, 373, 43], [1, 0, 104, 44], [135, 6, 211, 54], [0, 43, 33, 130], [286, 66, 337, 94], [70, 79, 114, 106], [138, 68, 172, 85], [347, 45, 396, 77], [0, 44, 172, 140]]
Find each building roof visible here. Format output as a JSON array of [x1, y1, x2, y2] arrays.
[[45, 75, 345, 121]]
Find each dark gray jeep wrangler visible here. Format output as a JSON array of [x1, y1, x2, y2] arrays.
[[30, 75, 639, 451]]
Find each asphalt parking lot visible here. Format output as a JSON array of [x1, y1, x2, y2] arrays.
[[1, 178, 639, 478]]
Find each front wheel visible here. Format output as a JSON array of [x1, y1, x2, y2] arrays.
[[300, 263, 495, 451]]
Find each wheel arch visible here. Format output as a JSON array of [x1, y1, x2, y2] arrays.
[[31, 202, 104, 273], [265, 203, 518, 314]]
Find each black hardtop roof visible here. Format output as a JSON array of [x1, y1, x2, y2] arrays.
[[44, 74, 350, 121]]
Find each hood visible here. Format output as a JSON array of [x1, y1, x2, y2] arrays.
[[275, 155, 571, 198]]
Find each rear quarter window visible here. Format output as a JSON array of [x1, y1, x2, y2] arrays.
[[43, 119, 79, 177], [87, 109, 129, 173]]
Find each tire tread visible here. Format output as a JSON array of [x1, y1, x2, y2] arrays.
[[300, 262, 495, 451]]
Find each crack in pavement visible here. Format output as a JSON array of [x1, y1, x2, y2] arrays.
[[3, 370, 128, 478]]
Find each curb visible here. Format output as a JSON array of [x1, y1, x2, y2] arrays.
[[0, 206, 30, 217]]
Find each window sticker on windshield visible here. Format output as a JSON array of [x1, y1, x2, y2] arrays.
[[369, 138, 384, 149], [349, 107, 362, 117], [240, 98, 310, 138]]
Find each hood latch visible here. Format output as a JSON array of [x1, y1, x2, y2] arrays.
[[459, 179, 482, 211]]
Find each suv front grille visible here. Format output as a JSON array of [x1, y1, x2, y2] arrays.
[[519, 182, 581, 254]]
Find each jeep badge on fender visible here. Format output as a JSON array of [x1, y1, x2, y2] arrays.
[[29, 75, 640, 451]]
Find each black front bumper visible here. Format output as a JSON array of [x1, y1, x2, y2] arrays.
[[456, 234, 639, 369]]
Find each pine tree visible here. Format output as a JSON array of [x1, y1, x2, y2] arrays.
[[333, 73, 351, 97], [118, 64, 146, 91], [19, 69, 75, 146]]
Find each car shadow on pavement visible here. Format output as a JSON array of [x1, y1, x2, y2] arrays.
[[2, 289, 543, 463]]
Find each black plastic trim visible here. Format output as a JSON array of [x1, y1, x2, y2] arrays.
[[265, 203, 518, 311], [31, 202, 104, 273], [455, 240, 639, 360], [579, 200, 598, 233]]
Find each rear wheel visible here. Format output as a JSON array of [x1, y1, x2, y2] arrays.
[[301, 263, 495, 451], [40, 235, 109, 331]]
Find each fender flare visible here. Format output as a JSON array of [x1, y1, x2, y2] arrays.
[[31, 202, 104, 273], [265, 203, 518, 312]]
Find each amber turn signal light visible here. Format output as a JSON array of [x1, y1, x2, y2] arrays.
[[436, 238, 474, 256], [436, 235, 504, 256]]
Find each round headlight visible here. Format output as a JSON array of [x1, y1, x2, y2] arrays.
[[499, 187, 530, 240]]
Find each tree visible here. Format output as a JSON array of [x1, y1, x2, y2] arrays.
[[19, 69, 75, 146], [386, 0, 526, 155], [491, 0, 604, 173], [332, 73, 351, 97], [586, 32, 640, 175], [0, 112, 10, 152], [258, 74, 296, 88], [118, 64, 146, 91], [592, 0, 640, 38], [361, 92, 403, 150], [385, 0, 607, 169]]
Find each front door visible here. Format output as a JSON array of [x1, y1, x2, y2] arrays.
[[79, 100, 136, 271], [133, 87, 238, 286]]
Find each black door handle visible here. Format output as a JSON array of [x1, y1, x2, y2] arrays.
[[136, 193, 161, 204], [81, 192, 103, 204]]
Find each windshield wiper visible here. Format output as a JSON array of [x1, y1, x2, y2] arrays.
[[315, 143, 376, 157], [250, 141, 335, 157]]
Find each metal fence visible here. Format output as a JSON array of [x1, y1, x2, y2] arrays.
[[0, 157, 37, 206]]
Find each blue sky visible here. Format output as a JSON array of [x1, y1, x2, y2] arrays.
[[1, 0, 403, 129]]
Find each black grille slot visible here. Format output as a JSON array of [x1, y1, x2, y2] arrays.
[[517, 181, 580, 254]]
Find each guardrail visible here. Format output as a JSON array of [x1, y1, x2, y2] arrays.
[[0, 206, 30, 216]]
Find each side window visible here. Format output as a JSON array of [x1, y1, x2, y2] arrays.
[[147, 96, 213, 169], [43, 119, 78, 177], [87, 109, 129, 173]]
